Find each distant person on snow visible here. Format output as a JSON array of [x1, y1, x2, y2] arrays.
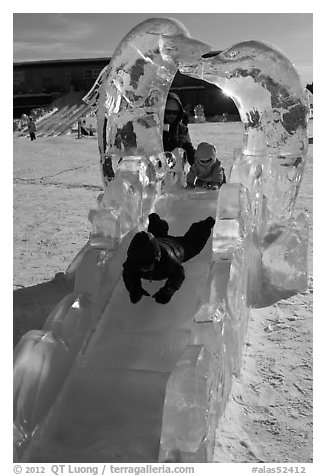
[[122, 213, 215, 304], [186, 141, 226, 189], [27, 117, 36, 141], [163, 92, 195, 165]]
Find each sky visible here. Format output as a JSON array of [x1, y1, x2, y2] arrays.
[[12, 11, 313, 86]]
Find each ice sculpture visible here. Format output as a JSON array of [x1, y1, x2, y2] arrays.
[[83, 17, 210, 187], [194, 104, 206, 123], [182, 41, 309, 226], [13, 17, 309, 463]]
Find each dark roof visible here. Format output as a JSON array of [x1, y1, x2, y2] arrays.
[[14, 50, 223, 68], [13, 57, 111, 67], [14, 51, 222, 68]]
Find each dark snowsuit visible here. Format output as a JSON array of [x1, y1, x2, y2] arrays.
[[122, 213, 215, 304], [163, 93, 195, 166], [27, 119, 36, 141]]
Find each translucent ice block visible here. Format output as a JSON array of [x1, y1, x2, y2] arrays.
[[23, 367, 170, 463], [256, 212, 309, 307], [212, 183, 250, 258], [74, 229, 136, 308], [78, 329, 191, 373], [226, 242, 252, 376], [88, 178, 141, 246], [159, 345, 218, 462], [65, 240, 90, 280], [190, 310, 230, 423], [43, 293, 93, 353], [83, 17, 210, 187], [181, 39, 309, 228], [229, 151, 265, 236], [13, 330, 73, 459]]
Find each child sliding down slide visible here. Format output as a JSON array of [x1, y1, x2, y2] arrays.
[[122, 213, 215, 304]]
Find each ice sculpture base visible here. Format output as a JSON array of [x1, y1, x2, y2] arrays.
[[159, 345, 218, 463]]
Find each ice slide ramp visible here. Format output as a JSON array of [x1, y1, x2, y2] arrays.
[[18, 190, 227, 463]]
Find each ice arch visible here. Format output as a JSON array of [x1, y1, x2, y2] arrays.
[[182, 42, 309, 226], [83, 17, 211, 185], [84, 18, 309, 230]]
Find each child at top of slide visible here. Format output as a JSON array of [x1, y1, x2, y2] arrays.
[[186, 141, 226, 189]]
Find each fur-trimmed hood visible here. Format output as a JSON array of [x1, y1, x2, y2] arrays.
[[166, 92, 185, 122]]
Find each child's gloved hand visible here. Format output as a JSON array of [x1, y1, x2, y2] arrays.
[[153, 286, 174, 304], [195, 178, 204, 187], [129, 287, 150, 304], [206, 183, 218, 190]]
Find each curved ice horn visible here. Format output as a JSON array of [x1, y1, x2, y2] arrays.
[[181, 40, 309, 225], [83, 17, 211, 186]]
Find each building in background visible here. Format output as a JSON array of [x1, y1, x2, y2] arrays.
[[13, 57, 239, 119]]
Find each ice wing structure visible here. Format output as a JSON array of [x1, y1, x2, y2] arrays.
[[14, 18, 310, 463]]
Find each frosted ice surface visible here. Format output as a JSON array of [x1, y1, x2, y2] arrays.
[[13, 330, 73, 459], [83, 17, 210, 187], [73, 231, 135, 305], [212, 183, 251, 258], [87, 149, 190, 246], [43, 293, 93, 353], [152, 148, 190, 191], [78, 329, 191, 373], [14, 17, 310, 464], [89, 177, 141, 246], [23, 367, 170, 463], [65, 240, 90, 280], [159, 345, 218, 462], [257, 212, 309, 307], [181, 39, 309, 228]]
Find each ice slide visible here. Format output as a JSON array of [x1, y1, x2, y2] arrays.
[[16, 190, 224, 463], [14, 17, 310, 463]]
